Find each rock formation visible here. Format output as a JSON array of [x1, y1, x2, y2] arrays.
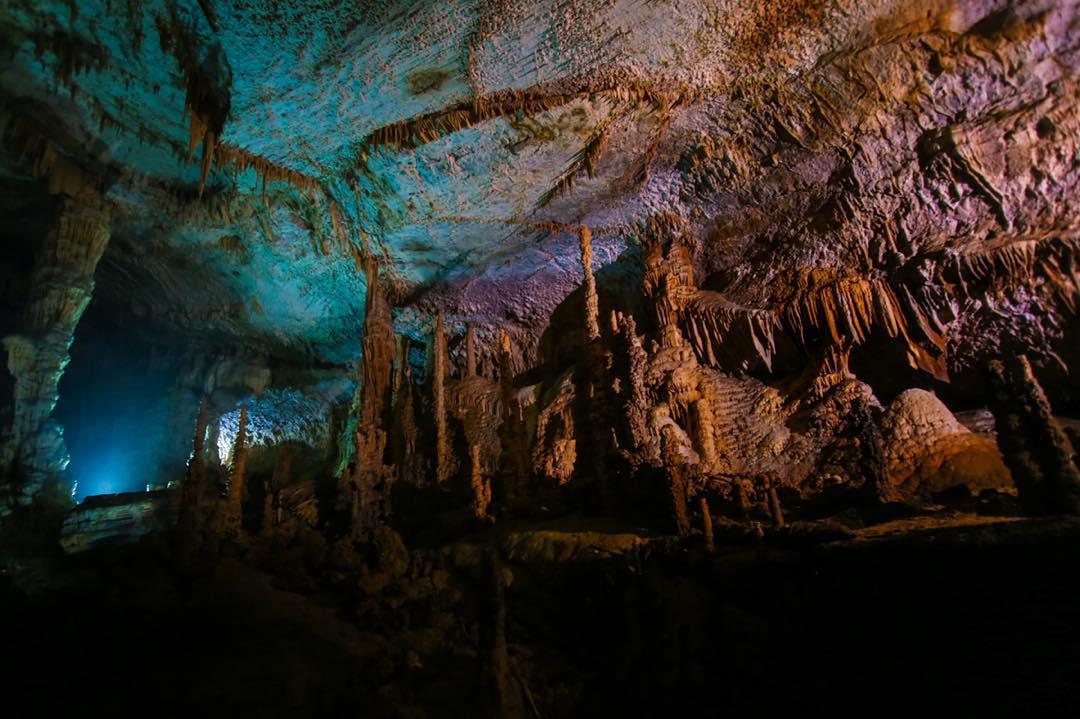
[[338, 257, 396, 533], [2, 187, 109, 510], [212, 405, 248, 538], [986, 356, 1080, 513], [3, 2, 1080, 715]]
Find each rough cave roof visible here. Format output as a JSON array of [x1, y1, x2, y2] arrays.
[[1, 0, 1076, 364]]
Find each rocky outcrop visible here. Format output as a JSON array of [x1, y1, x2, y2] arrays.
[[881, 389, 1012, 501], [2, 187, 110, 511], [59, 490, 177, 554], [338, 257, 396, 533], [985, 355, 1080, 514]]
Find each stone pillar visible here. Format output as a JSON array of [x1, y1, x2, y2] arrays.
[[700, 496, 714, 552], [469, 443, 491, 521], [266, 446, 292, 532], [214, 406, 248, 538], [340, 258, 396, 531], [2, 188, 110, 509], [465, 322, 477, 377], [433, 310, 451, 484], [661, 424, 691, 537], [986, 355, 1080, 514], [579, 225, 600, 341], [180, 399, 208, 530], [497, 329, 527, 510]]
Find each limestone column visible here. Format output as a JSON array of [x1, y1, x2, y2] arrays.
[[433, 310, 451, 484], [465, 322, 477, 377], [339, 257, 395, 530], [497, 329, 527, 510], [180, 399, 209, 530], [579, 225, 600, 341], [213, 406, 248, 538], [2, 187, 110, 509], [986, 355, 1080, 514]]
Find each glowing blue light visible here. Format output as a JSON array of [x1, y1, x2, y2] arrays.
[[71, 449, 137, 502]]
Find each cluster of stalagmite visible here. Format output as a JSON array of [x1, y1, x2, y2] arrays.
[[10, 204, 1078, 542], [92, 221, 1078, 543]]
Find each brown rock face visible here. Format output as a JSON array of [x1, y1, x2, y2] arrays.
[[338, 258, 396, 533], [881, 389, 1012, 500]]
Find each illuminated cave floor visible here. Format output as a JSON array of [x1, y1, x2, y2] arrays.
[[4, 513, 1080, 717]]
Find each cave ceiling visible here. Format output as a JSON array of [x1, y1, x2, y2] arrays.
[[0, 0, 1076, 365]]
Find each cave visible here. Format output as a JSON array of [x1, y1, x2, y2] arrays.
[[3, 1, 1080, 715]]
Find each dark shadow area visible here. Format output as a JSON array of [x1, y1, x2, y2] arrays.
[[3, 518, 1080, 717]]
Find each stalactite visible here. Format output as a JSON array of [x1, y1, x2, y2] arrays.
[[536, 124, 612, 209], [155, 5, 231, 198], [680, 237, 1080, 383], [580, 225, 600, 341], [433, 310, 451, 485], [214, 143, 320, 196], [985, 355, 1080, 514]]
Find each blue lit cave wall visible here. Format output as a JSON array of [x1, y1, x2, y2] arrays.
[[54, 293, 357, 502]]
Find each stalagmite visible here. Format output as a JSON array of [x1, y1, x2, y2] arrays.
[[579, 225, 600, 341], [2, 187, 110, 510], [612, 312, 650, 455], [497, 329, 528, 510], [690, 398, 717, 469], [392, 353, 423, 486], [215, 406, 248, 538], [700, 496, 714, 552], [466, 322, 477, 377], [470, 443, 492, 521], [486, 546, 525, 718], [766, 478, 785, 529], [433, 310, 451, 485], [266, 446, 293, 531], [661, 425, 691, 538], [985, 355, 1080, 514], [851, 401, 888, 503], [180, 399, 208, 529], [340, 257, 396, 531]]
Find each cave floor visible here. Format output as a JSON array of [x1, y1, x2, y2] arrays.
[[3, 511, 1079, 717]]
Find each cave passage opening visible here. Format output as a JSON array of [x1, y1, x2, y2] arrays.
[[56, 299, 191, 502]]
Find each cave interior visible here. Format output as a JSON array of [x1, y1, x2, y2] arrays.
[[3, 0, 1080, 715]]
